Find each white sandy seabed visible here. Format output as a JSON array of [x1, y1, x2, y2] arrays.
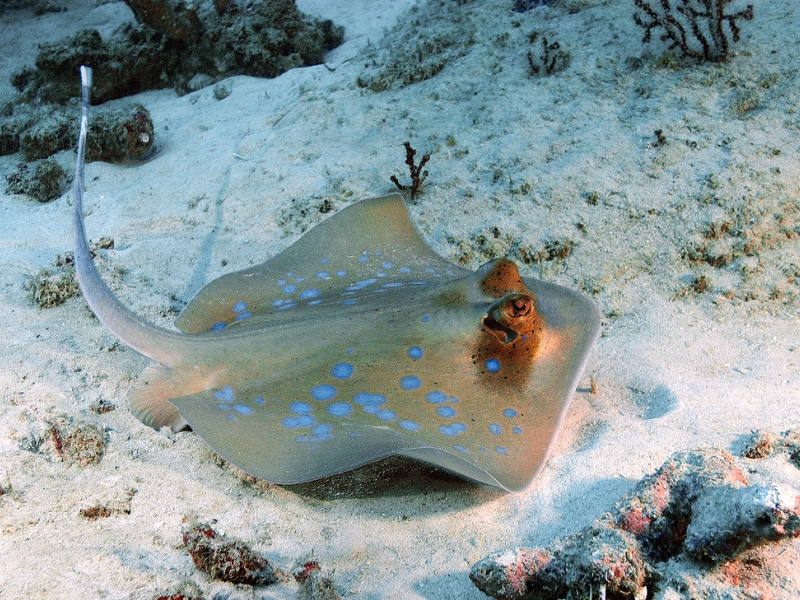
[[0, 0, 799, 598]]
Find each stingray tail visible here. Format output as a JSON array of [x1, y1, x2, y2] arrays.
[[72, 66, 186, 367]]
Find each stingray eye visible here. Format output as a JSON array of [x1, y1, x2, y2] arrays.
[[504, 295, 533, 319], [483, 293, 535, 344]]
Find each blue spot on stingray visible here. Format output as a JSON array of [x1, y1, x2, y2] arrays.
[[354, 392, 386, 406], [271, 299, 287, 307], [331, 363, 354, 379], [376, 271, 387, 277], [277, 279, 287, 286], [336, 270, 347, 277], [217, 404, 230, 410], [439, 423, 467, 437], [346, 278, 378, 291], [382, 262, 393, 269], [495, 446, 509, 455], [234, 311, 252, 321], [283, 415, 314, 429], [512, 427, 522, 435], [342, 299, 358, 306], [254, 397, 264, 404], [400, 375, 421, 390], [310, 384, 337, 401], [375, 409, 396, 421], [211, 322, 227, 331], [426, 391, 447, 404], [214, 386, 234, 403], [488, 423, 502, 435], [308, 299, 323, 306], [486, 358, 501, 373], [233, 404, 252, 415], [316, 271, 330, 279], [448, 396, 460, 403], [327, 402, 352, 417], [277, 302, 296, 310], [232, 301, 248, 313], [453, 444, 467, 453], [290, 401, 312, 415], [407, 346, 423, 360], [398, 419, 420, 432], [421, 315, 431, 322], [320, 257, 330, 264], [299, 289, 322, 299], [503, 408, 518, 418], [345, 348, 354, 355], [399, 266, 412, 273], [383, 282, 403, 288], [282, 285, 297, 294], [311, 423, 332, 439], [436, 406, 456, 418], [294, 277, 304, 283], [357, 255, 369, 263]]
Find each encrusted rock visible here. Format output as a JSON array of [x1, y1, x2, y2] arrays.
[[471, 447, 800, 599], [684, 484, 800, 561], [469, 526, 645, 600], [469, 547, 553, 599], [613, 449, 748, 561]]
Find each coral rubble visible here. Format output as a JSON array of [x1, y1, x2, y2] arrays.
[[182, 518, 284, 586]]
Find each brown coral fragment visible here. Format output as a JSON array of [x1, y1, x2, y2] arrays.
[[390, 141, 430, 201], [79, 488, 136, 520], [182, 519, 283, 586]]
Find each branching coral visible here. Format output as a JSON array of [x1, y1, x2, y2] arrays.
[[633, 0, 754, 61], [391, 141, 430, 201]]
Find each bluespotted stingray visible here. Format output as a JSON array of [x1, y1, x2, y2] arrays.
[[71, 67, 600, 491]]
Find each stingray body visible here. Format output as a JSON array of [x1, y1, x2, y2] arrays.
[[71, 67, 600, 491]]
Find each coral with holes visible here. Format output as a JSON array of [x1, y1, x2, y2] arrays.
[[2, 100, 154, 166], [633, 0, 754, 61], [5, 159, 67, 202]]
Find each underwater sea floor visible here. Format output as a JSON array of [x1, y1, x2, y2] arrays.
[[1, 0, 799, 598]]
